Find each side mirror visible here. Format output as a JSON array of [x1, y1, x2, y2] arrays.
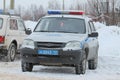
[[88, 32, 98, 37], [25, 28, 32, 35]]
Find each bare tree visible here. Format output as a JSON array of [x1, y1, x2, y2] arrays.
[[75, 1, 83, 10], [87, 0, 118, 25], [48, 0, 61, 10], [17, 4, 46, 21], [110, 0, 118, 25], [22, 9, 31, 20], [34, 5, 46, 21], [14, 5, 22, 17], [69, 4, 75, 10]]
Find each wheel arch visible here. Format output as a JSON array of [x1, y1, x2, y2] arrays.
[[11, 40, 17, 49], [84, 47, 89, 59], [83, 43, 89, 59]]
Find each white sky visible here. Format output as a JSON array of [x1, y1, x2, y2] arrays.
[[0, 0, 87, 10]]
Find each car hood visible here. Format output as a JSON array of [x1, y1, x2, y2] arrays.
[[26, 32, 88, 43]]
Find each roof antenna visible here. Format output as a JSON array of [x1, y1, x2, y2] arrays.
[[62, 0, 64, 18], [62, 0, 64, 10]]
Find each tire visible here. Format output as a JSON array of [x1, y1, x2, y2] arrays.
[[6, 43, 17, 62], [75, 54, 87, 75], [22, 61, 33, 72], [88, 54, 98, 70]]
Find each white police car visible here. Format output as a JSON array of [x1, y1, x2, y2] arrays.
[[20, 10, 99, 74]]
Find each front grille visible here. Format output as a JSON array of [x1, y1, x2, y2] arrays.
[[36, 42, 66, 48]]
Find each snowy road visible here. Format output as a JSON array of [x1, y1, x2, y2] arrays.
[[0, 56, 120, 80]]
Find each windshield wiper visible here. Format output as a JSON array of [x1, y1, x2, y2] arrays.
[[35, 30, 57, 32], [35, 30, 79, 33], [57, 31, 79, 33], [39, 30, 48, 32]]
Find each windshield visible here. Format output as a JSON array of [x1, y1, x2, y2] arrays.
[[0, 18, 3, 29], [34, 17, 86, 33]]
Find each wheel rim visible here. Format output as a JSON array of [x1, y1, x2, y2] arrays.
[[22, 62, 33, 72], [10, 46, 16, 60], [22, 62, 27, 71], [94, 57, 98, 68]]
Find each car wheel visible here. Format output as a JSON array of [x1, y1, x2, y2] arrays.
[[88, 54, 98, 70], [22, 61, 33, 72], [75, 54, 87, 74], [6, 43, 17, 62]]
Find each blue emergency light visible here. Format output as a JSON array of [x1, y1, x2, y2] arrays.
[[48, 10, 84, 15], [48, 11, 62, 14]]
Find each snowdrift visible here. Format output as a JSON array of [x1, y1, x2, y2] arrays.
[[95, 22, 120, 57]]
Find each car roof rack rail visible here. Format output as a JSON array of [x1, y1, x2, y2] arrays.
[[0, 12, 20, 17], [10, 14, 21, 17], [0, 12, 10, 15]]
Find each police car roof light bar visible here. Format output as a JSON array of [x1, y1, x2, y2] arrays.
[[48, 10, 84, 15]]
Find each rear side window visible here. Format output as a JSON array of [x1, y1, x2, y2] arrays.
[[89, 21, 96, 32], [10, 19, 18, 30], [0, 18, 3, 29]]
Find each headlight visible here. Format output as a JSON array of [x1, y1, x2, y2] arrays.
[[21, 39, 35, 49], [63, 41, 82, 51]]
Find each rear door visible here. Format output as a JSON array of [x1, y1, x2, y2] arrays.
[[6, 18, 20, 49], [6, 18, 27, 49]]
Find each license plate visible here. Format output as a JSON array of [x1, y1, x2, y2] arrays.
[[38, 50, 58, 55]]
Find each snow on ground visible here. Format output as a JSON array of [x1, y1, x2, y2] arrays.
[[0, 22, 120, 80], [0, 57, 120, 80], [97, 25, 120, 57], [94, 22, 106, 30]]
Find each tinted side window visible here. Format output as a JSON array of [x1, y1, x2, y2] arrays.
[[89, 21, 95, 32], [0, 18, 3, 29], [10, 19, 18, 30], [88, 23, 92, 34], [18, 20, 25, 31]]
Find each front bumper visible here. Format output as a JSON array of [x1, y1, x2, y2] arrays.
[[21, 48, 85, 66]]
